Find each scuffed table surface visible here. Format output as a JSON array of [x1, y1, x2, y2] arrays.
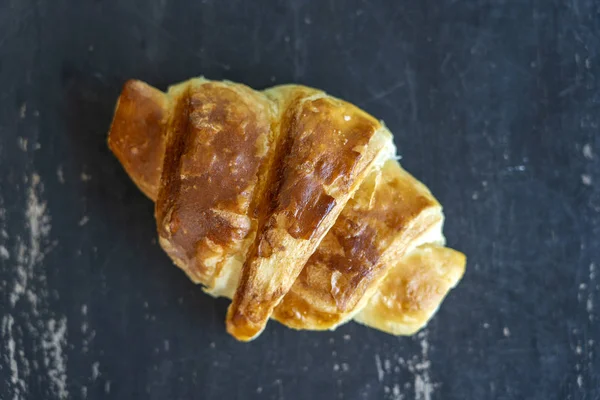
[[0, 0, 599, 399]]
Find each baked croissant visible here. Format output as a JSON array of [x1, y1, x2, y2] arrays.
[[108, 78, 466, 341]]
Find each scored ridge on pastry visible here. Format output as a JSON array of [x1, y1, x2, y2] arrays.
[[108, 78, 466, 341]]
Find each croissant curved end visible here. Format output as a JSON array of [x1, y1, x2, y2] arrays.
[[107, 77, 466, 341], [225, 306, 266, 342]]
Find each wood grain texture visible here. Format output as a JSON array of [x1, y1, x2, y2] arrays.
[[0, 0, 598, 399]]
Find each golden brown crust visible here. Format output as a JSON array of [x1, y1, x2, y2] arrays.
[[155, 79, 276, 287], [107, 77, 465, 341], [107, 80, 170, 200], [272, 160, 443, 330], [226, 88, 393, 341], [354, 244, 466, 335]]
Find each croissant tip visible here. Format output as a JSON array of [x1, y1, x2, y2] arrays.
[[225, 307, 264, 342]]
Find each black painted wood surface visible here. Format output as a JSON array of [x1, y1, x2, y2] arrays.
[[0, 1, 599, 399]]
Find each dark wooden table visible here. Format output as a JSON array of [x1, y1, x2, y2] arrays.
[[1, 1, 598, 399]]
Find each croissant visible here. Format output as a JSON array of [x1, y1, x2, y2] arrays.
[[108, 78, 466, 341]]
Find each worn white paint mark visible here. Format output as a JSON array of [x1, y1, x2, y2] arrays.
[[78, 216, 90, 226], [384, 358, 392, 372], [375, 354, 384, 382], [80, 302, 96, 355], [3, 314, 25, 400], [341, 363, 349, 372], [11, 245, 27, 306], [503, 327, 511, 337], [588, 263, 596, 322], [11, 173, 51, 307], [483, 322, 490, 329], [385, 330, 435, 400], [2, 170, 77, 398], [56, 166, 65, 184], [391, 383, 404, 400], [413, 376, 432, 400], [0, 245, 9, 260], [18, 137, 28, 152], [505, 165, 526, 173], [82, 327, 94, 353], [333, 363, 340, 371], [81, 319, 89, 337], [581, 174, 592, 186], [472, 192, 479, 200], [41, 317, 69, 399], [380, 337, 436, 398], [412, 330, 434, 400], [256, 386, 263, 394], [104, 381, 111, 394], [343, 334, 351, 341], [2, 171, 67, 399], [20, 103, 27, 119], [583, 144, 594, 160], [164, 339, 170, 351], [80, 172, 92, 182], [574, 261, 597, 391], [92, 361, 100, 380]]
